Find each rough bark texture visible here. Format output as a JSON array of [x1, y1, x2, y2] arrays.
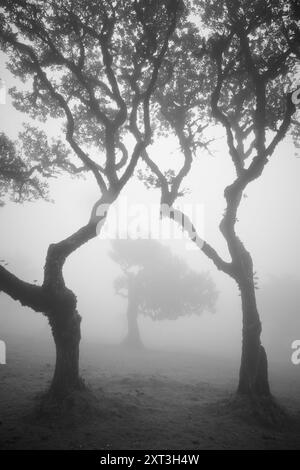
[[41, 220, 101, 397], [229, 239, 270, 397], [237, 278, 270, 396], [49, 306, 84, 397]]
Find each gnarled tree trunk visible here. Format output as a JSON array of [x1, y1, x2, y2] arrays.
[[42, 221, 101, 398], [237, 277, 270, 396], [0, 211, 107, 401], [48, 303, 84, 397], [162, 194, 272, 399], [227, 235, 271, 397]]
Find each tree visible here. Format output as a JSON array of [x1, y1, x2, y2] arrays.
[[0, 0, 182, 399], [0, 130, 75, 206], [110, 238, 217, 348], [140, 0, 299, 400]]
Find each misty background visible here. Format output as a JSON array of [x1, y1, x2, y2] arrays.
[[0, 53, 299, 373]]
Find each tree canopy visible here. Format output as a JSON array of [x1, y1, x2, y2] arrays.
[[110, 238, 218, 321], [0, 0, 183, 203], [0, 129, 79, 206]]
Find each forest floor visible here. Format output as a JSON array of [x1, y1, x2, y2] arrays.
[[0, 337, 300, 450]]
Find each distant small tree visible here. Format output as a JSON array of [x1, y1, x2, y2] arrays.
[[110, 238, 218, 348]]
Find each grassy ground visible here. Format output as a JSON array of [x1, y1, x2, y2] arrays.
[[0, 338, 300, 450]]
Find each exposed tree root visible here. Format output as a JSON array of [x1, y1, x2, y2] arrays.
[[30, 384, 103, 425], [225, 394, 290, 428]]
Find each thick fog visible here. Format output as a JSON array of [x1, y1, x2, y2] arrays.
[[0, 55, 299, 374]]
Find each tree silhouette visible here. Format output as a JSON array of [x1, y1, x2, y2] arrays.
[[140, 0, 299, 400], [110, 238, 217, 348], [0, 130, 79, 206], [0, 0, 182, 399]]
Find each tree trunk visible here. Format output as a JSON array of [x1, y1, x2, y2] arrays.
[[0, 203, 110, 404], [48, 306, 84, 397], [123, 291, 143, 349], [218, 193, 271, 399], [237, 273, 270, 397]]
